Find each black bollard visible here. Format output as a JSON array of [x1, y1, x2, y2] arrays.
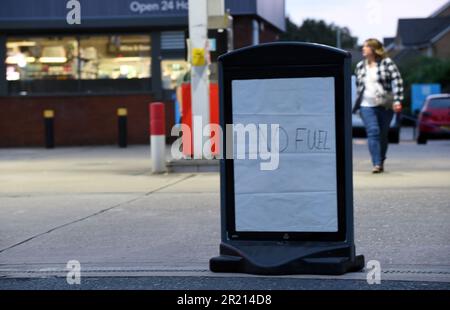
[[118, 108, 128, 148], [43, 110, 55, 149]]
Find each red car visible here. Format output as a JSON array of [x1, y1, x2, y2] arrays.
[[417, 94, 450, 144]]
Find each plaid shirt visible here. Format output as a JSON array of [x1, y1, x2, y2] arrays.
[[355, 58, 404, 104]]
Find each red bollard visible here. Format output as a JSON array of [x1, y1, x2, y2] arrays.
[[149, 102, 166, 173]]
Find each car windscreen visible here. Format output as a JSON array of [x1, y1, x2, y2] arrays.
[[428, 98, 450, 109]]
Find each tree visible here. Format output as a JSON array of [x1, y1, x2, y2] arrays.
[[280, 17, 358, 49], [399, 56, 450, 115]]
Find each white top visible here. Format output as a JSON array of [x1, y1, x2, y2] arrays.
[[361, 65, 384, 108]]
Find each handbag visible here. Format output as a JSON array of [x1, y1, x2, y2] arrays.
[[375, 90, 394, 110]]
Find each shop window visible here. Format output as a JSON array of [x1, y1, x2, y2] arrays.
[[6, 37, 78, 81], [5, 34, 152, 94], [79, 35, 151, 80], [161, 59, 190, 90]]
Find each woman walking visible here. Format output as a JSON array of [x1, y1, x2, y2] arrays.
[[353, 38, 404, 173]]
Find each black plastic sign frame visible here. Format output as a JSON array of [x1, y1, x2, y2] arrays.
[[210, 42, 364, 275]]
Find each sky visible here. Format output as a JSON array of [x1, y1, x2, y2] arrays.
[[285, 0, 449, 44]]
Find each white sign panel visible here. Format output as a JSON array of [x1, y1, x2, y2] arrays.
[[232, 77, 338, 232]]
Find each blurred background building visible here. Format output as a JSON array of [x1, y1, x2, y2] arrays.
[[0, 0, 285, 147], [385, 2, 450, 63]]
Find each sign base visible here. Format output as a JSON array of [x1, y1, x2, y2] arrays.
[[210, 242, 365, 275]]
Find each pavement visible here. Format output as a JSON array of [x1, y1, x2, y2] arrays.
[[0, 128, 449, 290]]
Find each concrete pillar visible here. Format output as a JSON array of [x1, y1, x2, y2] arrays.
[[189, 0, 210, 159]]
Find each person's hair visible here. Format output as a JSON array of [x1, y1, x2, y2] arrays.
[[364, 38, 387, 60]]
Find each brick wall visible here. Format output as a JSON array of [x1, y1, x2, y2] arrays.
[[0, 94, 175, 147], [433, 31, 450, 60], [233, 16, 282, 49], [233, 16, 254, 49], [259, 21, 281, 44]]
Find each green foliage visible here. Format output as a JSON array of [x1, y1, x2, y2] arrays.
[[400, 56, 450, 89], [399, 56, 450, 113], [280, 17, 358, 49]]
